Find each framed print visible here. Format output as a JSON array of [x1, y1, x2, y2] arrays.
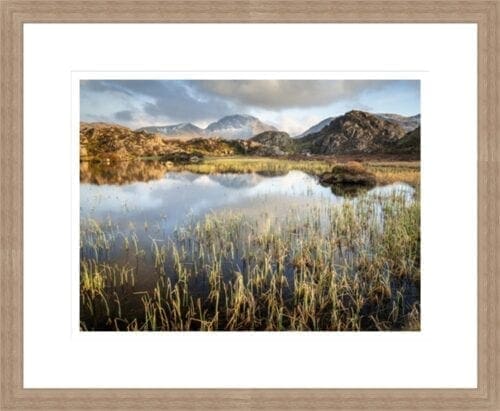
[[78, 74, 422, 333], [1, 1, 499, 409]]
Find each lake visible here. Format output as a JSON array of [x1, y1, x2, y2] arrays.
[[81, 169, 414, 236], [80, 161, 419, 331]]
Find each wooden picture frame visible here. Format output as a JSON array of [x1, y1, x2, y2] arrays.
[[1, 1, 498, 409]]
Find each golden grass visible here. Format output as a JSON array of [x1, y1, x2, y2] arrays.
[[179, 156, 420, 186], [81, 156, 420, 186], [367, 164, 420, 186], [170, 156, 331, 175]]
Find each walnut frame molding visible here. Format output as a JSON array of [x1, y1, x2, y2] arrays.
[[0, 1, 498, 409]]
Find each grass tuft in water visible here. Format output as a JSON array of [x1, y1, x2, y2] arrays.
[[80, 189, 420, 331]]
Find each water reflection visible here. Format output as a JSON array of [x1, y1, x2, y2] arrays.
[[80, 160, 172, 185], [81, 169, 414, 237], [80, 162, 418, 331]]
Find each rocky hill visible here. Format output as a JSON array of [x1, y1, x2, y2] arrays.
[[298, 113, 420, 139], [249, 131, 295, 155], [80, 122, 247, 162], [389, 126, 420, 154], [80, 122, 167, 161], [298, 110, 408, 155]]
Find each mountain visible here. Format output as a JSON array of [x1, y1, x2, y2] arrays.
[[298, 110, 407, 155], [298, 113, 420, 139], [296, 117, 336, 138], [136, 122, 204, 138], [205, 114, 277, 140], [374, 113, 420, 132], [137, 114, 277, 140], [81, 111, 420, 162], [390, 126, 420, 154]]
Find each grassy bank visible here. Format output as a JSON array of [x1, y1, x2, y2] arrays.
[[172, 156, 333, 175], [81, 156, 420, 186], [175, 157, 420, 186], [366, 161, 420, 186]]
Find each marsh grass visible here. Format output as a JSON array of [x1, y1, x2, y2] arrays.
[[80, 188, 420, 331], [172, 156, 334, 176], [366, 161, 420, 186], [80, 156, 420, 187], [173, 157, 420, 186]]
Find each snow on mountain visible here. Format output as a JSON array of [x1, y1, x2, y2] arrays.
[[136, 112, 420, 141], [205, 115, 277, 140], [137, 115, 276, 140], [136, 123, 204, 138]]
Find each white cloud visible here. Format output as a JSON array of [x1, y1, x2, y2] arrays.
[[80, 79, 420, 130], [195, 80, 396, 110]]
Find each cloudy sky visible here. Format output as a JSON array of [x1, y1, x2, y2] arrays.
[[80, 80, 420, 135]]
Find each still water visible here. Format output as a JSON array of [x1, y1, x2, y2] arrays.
[[80, 163, 418, 330], [81, 169, 414, 238]]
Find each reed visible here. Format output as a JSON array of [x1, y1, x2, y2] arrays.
[[173, 156, 333, 176], [80, 187, 420, 331]]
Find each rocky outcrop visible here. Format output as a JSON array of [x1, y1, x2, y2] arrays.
[[299, 110, 407, 155], [80, 122, 167, 161], [319, 161, 376, 188], [81, 123, 243, 162], [249, 131, 296, 155]]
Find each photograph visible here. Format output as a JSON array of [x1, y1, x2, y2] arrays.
[[79, 79, 421, 331]]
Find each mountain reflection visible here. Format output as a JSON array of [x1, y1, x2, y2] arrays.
[[80, 160, 291, 186]]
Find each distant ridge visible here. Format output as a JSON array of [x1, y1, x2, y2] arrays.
[[137, 123, 204, 138], [136, 114, 276, 140], [205, 114, 277, 140], [82, 110, 420, 161], [374, 113, 420, 132], [296, 117, 336, 138]]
